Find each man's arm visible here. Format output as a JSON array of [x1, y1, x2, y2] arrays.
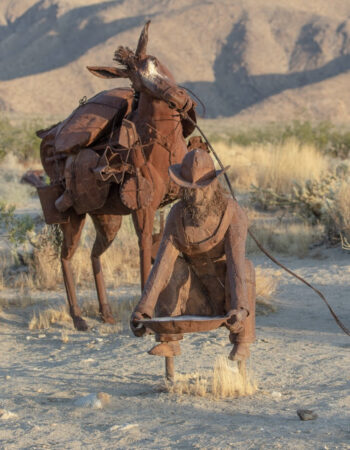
[[132, 212, 180, 320], [224, 204, 249, 316]]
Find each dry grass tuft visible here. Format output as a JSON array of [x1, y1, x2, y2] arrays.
[[81, 295, 139, 325], [217, 139, 331, 195], [212, 356, 257, 398], [61, 330, 70, 343], [247, 220, 324, 257], [328, 182, 350, 248], [255, 266, 280, 315], [25, 215, 140, 291], [28, 305, 71, 330], [167, 356, 257, 399]]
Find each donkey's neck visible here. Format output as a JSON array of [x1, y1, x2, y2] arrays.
[[135, 92, 181, 137], [132, 91, 187, 181]]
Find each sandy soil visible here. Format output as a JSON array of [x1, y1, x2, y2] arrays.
[[0, 249, 349, 449]]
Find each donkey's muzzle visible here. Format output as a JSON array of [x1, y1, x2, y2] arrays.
[[163, 86, 192, 113]]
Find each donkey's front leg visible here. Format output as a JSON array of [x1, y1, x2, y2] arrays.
[[132, 207, 156, 289], [90, 214, 122, 324]]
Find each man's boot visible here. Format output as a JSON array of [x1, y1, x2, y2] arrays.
[[148, 341, 181, 357]]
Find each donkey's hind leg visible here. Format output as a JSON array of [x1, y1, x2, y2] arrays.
[[61, 212, 87, 331], [90, 214, 122, 324]]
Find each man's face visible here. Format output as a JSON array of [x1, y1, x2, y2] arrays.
[[182, 181, 217, 207]]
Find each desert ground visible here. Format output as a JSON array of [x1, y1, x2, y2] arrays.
[[0, 242, 349, 448], [1, 1, 350, 448], [1, 120, 350, 449]]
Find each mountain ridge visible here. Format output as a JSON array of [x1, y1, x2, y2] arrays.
[[1, 0, 350, 124]]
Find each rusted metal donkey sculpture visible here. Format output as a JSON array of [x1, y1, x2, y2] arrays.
[[36, 22, 196, 331]]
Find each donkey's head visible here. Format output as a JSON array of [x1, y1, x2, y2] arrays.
[[87, 21, 192, 113]]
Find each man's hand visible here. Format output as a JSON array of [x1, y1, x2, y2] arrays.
[[226, 308, 248, 334], [130, 310, 149, 337]]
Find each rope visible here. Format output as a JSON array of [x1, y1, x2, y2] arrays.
[[180, 111, 350, 337]]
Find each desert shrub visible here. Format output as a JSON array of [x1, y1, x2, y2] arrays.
[[209, 120, 350, 158], [0, 202, 35, 247], [0, 117, 43, 163], [326, 182, 350, 248], [249, 173, 350, 246], [247, 220, 324, 257], [216, 139, 331, 195], [249, 175, 338, 223]]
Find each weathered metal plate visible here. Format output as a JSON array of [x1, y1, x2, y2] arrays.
[[139, 315, 231, 334], [72, 149, 110, 214], [37, 184, 70, 224], [120, 175, 153, 210]]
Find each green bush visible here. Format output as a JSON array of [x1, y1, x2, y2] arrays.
[[0, 202, 35, 246], [0, 117, 43, 162], [249, 175, 345, 244], [209, 120, 350, 158]]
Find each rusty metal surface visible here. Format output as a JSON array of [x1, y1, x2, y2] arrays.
[[131, 148, 256, 375], [120, 174, 154, 210], [57, 89, 133, 154], [35, 21, 196, 331], [37, 184, 70, 224], [71, 149, 111, 214], [117, 119, 138, 149], [139, 313, 235, 334]]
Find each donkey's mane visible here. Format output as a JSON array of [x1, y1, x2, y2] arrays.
[[114, 46, 137, 70]]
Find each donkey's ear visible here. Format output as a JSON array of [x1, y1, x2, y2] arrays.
[[135, 20, 150, 58], [86, 66, 129, 79]]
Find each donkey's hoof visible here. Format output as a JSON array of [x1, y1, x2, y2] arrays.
[[73, 316, 88, 331], [101, 314, 116, 325]]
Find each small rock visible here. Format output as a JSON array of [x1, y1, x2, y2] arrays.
[[74, 392, 111, 409], [38, 334, 46, 338], [0, 409, 18, 420], [26, 336, 31, 341], [297, 409, 318, 421], [5, 375, 11, 380], [110, 423, 139, 432], [81, 358, 95, 364], [271, 391, 282, 399]]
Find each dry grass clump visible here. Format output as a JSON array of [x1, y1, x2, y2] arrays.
[[217, 139, 331, 194], [28, 305, 71, 330], [328, 182, 350, 248], [255, 266, 279, 315], [61, 330, 70, 343], [27, 295, 139, 331], [31, 243, 61, 289], [1, 215, 140, 292], [247, 220, 324, 257], [32, 216, 139, 290], [0, 283, 35, 309], [81, 295, 139, 325], [0, 154, 38, 206], [167, 356, 257, 399]]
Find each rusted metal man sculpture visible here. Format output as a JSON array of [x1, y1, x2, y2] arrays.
[[130, 149, 256, 380], [36, 21, 196, 330]]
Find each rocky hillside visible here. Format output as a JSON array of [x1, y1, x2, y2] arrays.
[[1, 0, 350, 124]]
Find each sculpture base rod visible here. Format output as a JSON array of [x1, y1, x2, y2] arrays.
[[165, 356, 175, 382]]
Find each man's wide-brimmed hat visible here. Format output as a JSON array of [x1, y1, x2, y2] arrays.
[[169, 148, 229, 189]]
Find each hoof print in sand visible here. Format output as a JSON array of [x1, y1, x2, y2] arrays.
[[297, 409, 318, 421], [74, 392, 111, 409]]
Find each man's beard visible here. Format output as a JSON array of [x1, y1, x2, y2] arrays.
[[182, 185, 228, 226]]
